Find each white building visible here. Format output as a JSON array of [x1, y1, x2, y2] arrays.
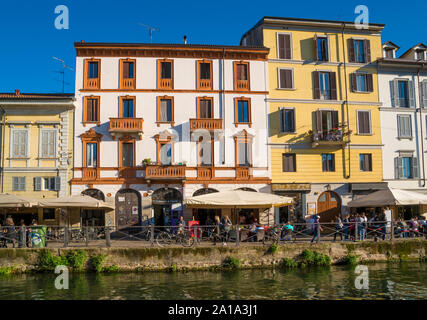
[[378, 42, 427, 218], [71, 41, 272, 227]]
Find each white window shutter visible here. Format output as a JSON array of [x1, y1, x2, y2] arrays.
[[34, 177, 42, 191], [408, 81, 415, 107], [54, 177, 61, 191], [423, 81, 427, 108], [395, 157, 403, 179], [391, 80, 399, 107], [412, 158, 419, 178]]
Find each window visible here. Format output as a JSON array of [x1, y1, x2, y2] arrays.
[[322, 154, 335, 172], [42, 208, 56, 220], [40, 130, 57, 158], [234, 98, 251, 126], [157, 96, 174, 125], [83, 96, 100, 124], [157, 59, 174, 89], [121, 142, 134, 167], [159, 142, 172, 165], [423, 81, 427, 108], [197, 60, 212, 90], [280, 108, 295, 133], [282, 153, 296, 172], [357, 110, 372, 134], [11, 129, 28, 158], [120, 59, 136, 89], [278, 69, 293, 89], [120, 97, 135, 118], [416, 50, 425, 60], [316, 36, 328, 61], [12, 177, 25, 191], [277, 33, 292, 59], [351, 73, 373, 92], [392, 79, 415, 108], [314, 71, 337, 100], [397, 114, 412, 138], [84, 59, 100, 89], [384, 48, 394, 58], [86, 143, 98, 167], [315, 110, 340, 141], [198, 138, 213, 166], [395, 156, 418, 179], [234, 61, 250, 91], [359, 154, 372, 171], [34, 177, 59, 191], [348, 39, 371, 63], [198, 97, 213, 118], [237, 142, 251, 166]]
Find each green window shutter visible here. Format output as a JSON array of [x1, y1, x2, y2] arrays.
[[364, 39, 371, 63], [34, 177, 42, 191], [54, 177, 61, 191], [348, 39, 355, 62], [412, 158, 419, 178], [408, 81, 415, 107]]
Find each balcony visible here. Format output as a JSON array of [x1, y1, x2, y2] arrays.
[[118, 167, 137, 179], [312, 130, 346, 148], [158, 78, 173, 90], [236, 167, 250, 180], [198, 79, 212, 90], [120, 78, 135, 90], [145, 164, 186, 185], [82, 168, 99, 180], [84, 78, 99, 90], [109, 118, 143, 139], [235, 80, 249, 91], [190, 118, 223, 131], [197, 167, 213, 179]]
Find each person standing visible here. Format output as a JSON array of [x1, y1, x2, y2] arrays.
[[220, 215, 232, 246], [333, 216, 343, 242], [311, 214, 322, 243]]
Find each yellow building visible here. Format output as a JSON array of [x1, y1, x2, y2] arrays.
[[0, 90, 75, 225], [241, 17, 387, 222]]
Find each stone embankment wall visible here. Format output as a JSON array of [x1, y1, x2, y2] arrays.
[[0, 241, 425, 273]]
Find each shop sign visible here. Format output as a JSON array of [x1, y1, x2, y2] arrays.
[[272, 183, 311, 191]]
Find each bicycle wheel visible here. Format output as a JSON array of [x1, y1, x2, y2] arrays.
[[180, 233, 195, 247], [156, 232, 173, 247]]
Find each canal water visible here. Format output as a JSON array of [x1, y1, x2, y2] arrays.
[[0, 263, 425, 300]]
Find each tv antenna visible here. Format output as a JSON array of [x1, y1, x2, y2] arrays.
[[137, 23, 160, 43], [52, 56, 74, 93]]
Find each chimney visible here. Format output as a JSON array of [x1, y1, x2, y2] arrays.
[[183, 35, 187, 44], [15, 89, 20, 96]]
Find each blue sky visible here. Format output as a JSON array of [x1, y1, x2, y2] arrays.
[[0, 0, 425, 93]]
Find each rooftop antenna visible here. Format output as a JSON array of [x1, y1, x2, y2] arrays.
[[137, 23, 160, 43], [52, 56, 74, 93]]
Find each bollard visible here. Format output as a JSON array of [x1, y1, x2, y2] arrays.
[[85, 227, 89, 247], [150, 224, 154, 246], [236, 223, 240, 247], [63, 227, 68, 248], [105, 226, 111, 247]]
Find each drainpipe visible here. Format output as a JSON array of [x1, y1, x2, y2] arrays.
[[222, 48, 226, 164], [0, 106, 5, 193], [417, 63, 426, 187], [341, 23, 351, 179]]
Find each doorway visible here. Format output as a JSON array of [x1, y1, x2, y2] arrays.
[[152, 188, 182, 226], [115, 189, 141, 228], [317, 191, 341, 223]]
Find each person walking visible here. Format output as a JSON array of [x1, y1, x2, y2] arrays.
[[220, 215, 232, 246], [213, 216, 221, 245], [343, 214, 350, 241], [357, 214, 365, 241], [311, 214, 322, 243]]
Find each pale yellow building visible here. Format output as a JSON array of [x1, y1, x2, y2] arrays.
[[241, 17, 387, 222], [0, 90, 75, 225]]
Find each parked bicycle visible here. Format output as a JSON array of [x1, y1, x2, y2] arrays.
[[156, 227, 195, 247]]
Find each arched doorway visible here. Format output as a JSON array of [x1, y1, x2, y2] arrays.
[[317, 191, 341, 223], [81, 189, 105, 226], [192, 188, 220, 225], [115, 189, 142, 228], [152, 188, 182, 226]]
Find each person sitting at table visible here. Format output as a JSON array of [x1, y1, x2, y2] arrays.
[[249, 219, 260, 242]]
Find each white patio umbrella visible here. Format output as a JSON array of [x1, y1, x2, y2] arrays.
[[0, 193, 38, 208]]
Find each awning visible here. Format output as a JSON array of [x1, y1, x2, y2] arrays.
[[38, 194, 115, 210], [184, 190, 293, 209], [348, 188, 427, 207], [0, 193, 38, 208]]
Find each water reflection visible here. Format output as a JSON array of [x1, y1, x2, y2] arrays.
[[0, 263, 425, 300]]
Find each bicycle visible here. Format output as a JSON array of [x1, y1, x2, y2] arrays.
[[156, 227, 195, 247], [263, 226, 281, 245]]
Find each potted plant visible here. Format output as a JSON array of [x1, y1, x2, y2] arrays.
[[142, 158, 151, 166]]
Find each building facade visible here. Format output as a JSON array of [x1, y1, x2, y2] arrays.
[[378, 42, 427, 219], [241, 17, 387, 223], [71, 42, 272, 227], [0, 91, 75, 225]]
